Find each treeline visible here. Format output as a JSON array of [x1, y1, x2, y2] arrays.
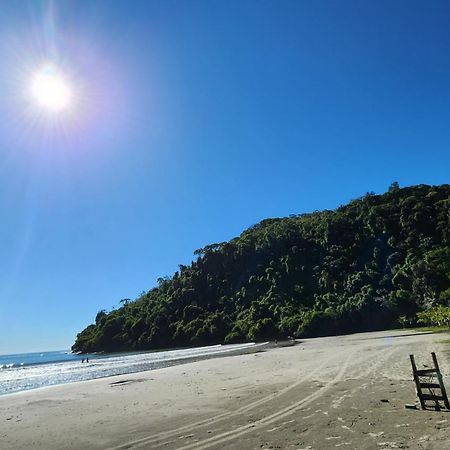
[[72, 183, 450, 353]]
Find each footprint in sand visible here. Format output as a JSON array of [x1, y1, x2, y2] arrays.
[[369, 431, 384, 437], [377, 443, 399, 449]]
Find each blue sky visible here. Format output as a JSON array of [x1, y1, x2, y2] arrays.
[[1, 0, 449, 354]]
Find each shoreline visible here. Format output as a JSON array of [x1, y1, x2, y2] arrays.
[[0, 340, 277, 398]]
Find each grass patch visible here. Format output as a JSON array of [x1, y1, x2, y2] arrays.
[[412, 325, 450, 333]]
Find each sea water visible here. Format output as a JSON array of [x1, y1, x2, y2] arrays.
[[0, 342, 260, 395]]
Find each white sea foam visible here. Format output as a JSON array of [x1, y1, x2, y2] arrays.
[[0, 342, 263, 395]]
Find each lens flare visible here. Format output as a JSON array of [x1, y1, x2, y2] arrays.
[[30, 64, 72, 112]]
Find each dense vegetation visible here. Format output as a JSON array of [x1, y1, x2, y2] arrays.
[[73, 184, 450, 353], [417, 306, 450, 329]]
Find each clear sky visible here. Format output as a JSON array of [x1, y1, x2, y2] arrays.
[[1, 0, 449, 354]]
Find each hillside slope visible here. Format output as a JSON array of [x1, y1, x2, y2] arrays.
[[73, 184, 450, 353]]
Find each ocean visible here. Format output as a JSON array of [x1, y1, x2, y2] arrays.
[[0, 342, 261, 395]]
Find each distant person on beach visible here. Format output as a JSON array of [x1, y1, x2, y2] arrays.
[[81, 358, 84, 363], [86, 357, 89, 363]]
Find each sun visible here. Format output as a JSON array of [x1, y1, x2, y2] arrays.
[[30, 64, 73, 112]]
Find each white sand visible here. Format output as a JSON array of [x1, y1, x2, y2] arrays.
[[1, 329, 449, 449]]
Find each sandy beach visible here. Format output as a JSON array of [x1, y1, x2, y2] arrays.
[[1, 329, 450, 450]]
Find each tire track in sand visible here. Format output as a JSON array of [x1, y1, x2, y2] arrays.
[[111, 343, 390, 450], [176, 349, 356, 450], [108, 349, 346, 450]]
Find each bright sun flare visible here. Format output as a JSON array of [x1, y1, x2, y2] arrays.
[[30, 65, 73, 112]]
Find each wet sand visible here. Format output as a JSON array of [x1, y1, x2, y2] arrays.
[[1, 329, 449, 450]]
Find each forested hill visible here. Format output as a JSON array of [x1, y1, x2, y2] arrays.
[[73, 184, 450, 353]]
